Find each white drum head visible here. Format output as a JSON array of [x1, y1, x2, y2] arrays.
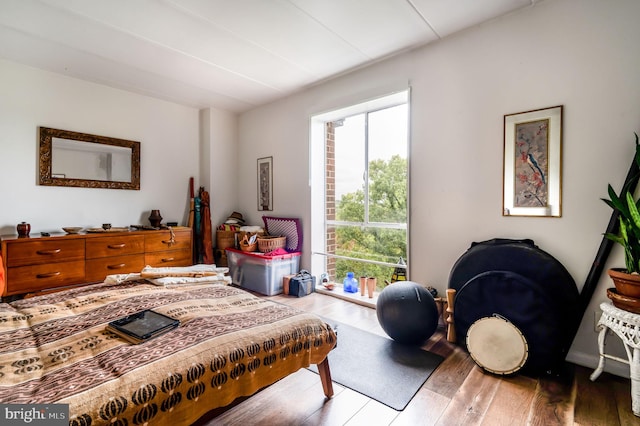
[[466, 316, 528, 375]]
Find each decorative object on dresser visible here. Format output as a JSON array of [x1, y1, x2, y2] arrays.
[[148, 209, 163, 228], [62, 227, 83, 234], [0, 227, 192, 298], [16, 222, 30, 237], [86, 226, 131, 233]]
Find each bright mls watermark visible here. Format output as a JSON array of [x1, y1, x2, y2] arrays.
[[1, 404, 68, 425]]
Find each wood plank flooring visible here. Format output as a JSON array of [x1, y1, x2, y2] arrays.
[[196, 292, 636, 426]]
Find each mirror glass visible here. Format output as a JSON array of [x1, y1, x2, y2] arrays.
[[52, 138, 133, 182], [39, 127, 140, 190]]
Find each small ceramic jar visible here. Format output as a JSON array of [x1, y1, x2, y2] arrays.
[[17, 222, 30, 237], [149, 210, 162, 228]]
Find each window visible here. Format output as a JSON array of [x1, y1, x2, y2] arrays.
[[310, 91, 409, 291]]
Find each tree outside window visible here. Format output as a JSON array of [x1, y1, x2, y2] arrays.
[[325, 103, 408, 290]]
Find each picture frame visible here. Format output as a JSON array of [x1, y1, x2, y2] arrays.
[[503, 105, 563, 217], [257, 156, 273, 211]]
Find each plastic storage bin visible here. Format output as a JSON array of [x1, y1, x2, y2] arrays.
[[225, 248, 301, 295]]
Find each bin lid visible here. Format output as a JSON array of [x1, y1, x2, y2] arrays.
[[225, 247, 300, 259]]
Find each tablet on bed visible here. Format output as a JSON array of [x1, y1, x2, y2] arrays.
[[107, 310, 179, 343]]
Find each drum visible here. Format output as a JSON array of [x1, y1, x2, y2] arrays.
[[449, 238, 579, 374], [466, 315, 529, 375]]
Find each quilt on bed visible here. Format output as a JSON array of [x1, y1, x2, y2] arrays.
[[0, 280, 336, 425]]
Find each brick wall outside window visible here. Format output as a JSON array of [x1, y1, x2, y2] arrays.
[[325, 122, 336, 280]]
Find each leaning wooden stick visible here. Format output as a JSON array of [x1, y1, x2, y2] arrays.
[[187, 177, 195, 229], [446, 288, 456, 343], [187, 177, 197, 264]]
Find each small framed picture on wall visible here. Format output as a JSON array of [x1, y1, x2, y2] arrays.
[[257, 156, 273, 211]]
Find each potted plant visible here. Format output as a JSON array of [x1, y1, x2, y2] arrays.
[[602, 133, 640, 298]]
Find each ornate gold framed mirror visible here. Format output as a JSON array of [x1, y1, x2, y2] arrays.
[[39, 127, 140, 190]]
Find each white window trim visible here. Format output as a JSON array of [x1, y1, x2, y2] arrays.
[[309, 89, 411, 279]]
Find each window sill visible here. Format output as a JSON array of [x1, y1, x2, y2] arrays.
[[315, 284, 378, 309]]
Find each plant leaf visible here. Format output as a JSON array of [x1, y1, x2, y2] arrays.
[[627, 191, 640, 229], [607, 185, 628, 215]]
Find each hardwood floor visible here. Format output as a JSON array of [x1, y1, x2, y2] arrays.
[[197, 292, 636, 426]]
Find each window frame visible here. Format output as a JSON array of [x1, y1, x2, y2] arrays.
[[309, 90, 410, 281]]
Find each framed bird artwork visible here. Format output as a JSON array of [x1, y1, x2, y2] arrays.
[[503, 105, 563, 217]]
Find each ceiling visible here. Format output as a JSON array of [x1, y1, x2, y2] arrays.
[[0, 0, 536, 113]]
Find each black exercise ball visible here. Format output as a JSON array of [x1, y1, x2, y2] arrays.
[[376, 281, 439, 345]]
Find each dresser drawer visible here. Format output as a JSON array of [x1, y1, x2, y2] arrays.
[[5, 239, 85, 267], [1, 228, 192, 297], [86, 254, 145, 282], [86, 235, 144, 259], [6, 260, 85, 294], [145, 249, 191, 267], [145, 229, 191, 253]]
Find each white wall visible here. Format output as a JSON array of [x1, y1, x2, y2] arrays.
[[0, 59, 200, 233], [238, 0, 640, 375], [199, 107, 239, 229]]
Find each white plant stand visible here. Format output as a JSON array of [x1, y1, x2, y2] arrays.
[[591, 302, 640, 416]]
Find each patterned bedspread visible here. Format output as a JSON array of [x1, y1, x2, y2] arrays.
[[0, 281, 337, 425]]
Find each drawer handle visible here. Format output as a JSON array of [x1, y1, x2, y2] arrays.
[[36, 249, 61, 255], [163, 228, 177, 245], [36, 271, 61, 279], [107, 263, 126, 270], [107, 244, 126, 249], [161, 257, 175, 262]]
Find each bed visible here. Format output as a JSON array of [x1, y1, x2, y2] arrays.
[[0, 278, 336, 425]]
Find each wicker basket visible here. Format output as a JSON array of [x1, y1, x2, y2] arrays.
[[237, 230, 264, 245], [216, 230, 236, 249], [239, 234, 258, 252], [258, 235, 286, 252], [239, 241, 257, 252]]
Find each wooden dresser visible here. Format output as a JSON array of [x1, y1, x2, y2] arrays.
[[0, 227, 192, 298]]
